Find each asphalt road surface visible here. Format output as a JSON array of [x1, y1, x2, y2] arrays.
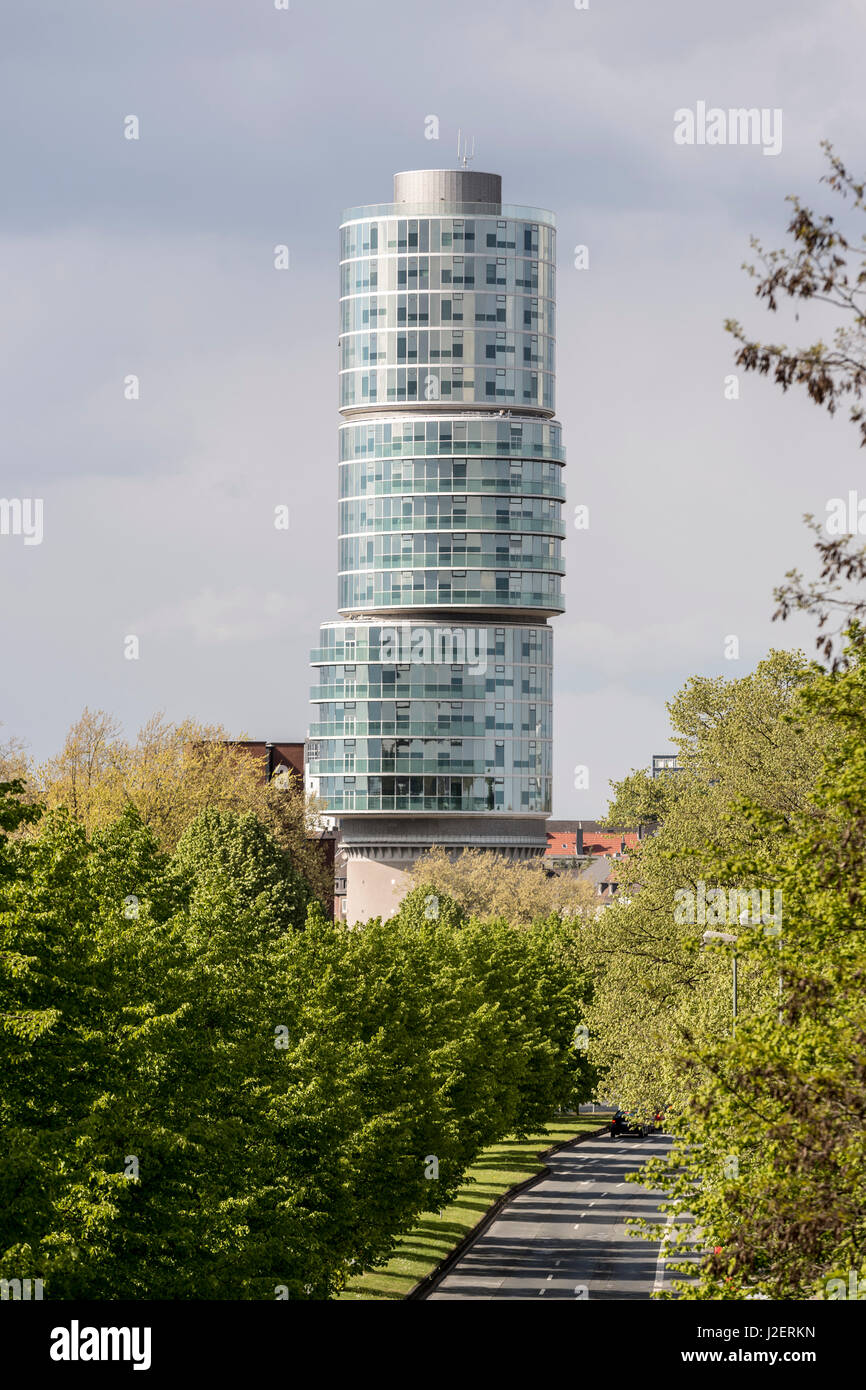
[[426, 1130, 675, 1300]]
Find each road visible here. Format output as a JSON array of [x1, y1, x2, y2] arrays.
[[425, 1130, 675, 1300]]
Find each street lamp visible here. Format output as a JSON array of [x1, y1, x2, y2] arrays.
[[702, 929, 738, 1029], [737, 909, 784, 1025], [702, 910, 784, 1034]]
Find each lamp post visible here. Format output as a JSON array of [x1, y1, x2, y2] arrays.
[[703, 910, 783, 1034], [702, 929, 738, 1031], [764, 917, 784, 1026]]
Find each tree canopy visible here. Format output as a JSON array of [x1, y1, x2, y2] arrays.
[[585, 650, 831, 1113], [20, 708, 331, 907], [637, 629, 866, 1299], [0, 802, 595, 1298], [406, 845, 595, 925]]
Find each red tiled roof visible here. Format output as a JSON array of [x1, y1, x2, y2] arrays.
[[545, 827, 639, 858], [582, 832, 639, 856], [546, 831, 578, 855]]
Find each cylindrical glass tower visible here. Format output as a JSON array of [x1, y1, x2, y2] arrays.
[[307, 169, 565, 921]]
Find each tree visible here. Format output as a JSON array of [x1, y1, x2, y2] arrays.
[[639, 628, 866, 1300], [392, 886, 598, 1124], [26, 709, 332, 908], [0, 731, 28, 786], [1, 810, 596, 1299], [0, 799, 120, 1297], [726, 144, 866, 665], [601, 766, 674, 829], [583, 650, 831, 1114], [170, 808, 312, 935], [405, 846, 595, 926], [727, 143, 866, 448]]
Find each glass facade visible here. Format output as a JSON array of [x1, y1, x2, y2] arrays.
[[338, 214, 555, 412], [338, 414, 564, 616], [308, 171, 565, 822], [307, 621, 551, 813]]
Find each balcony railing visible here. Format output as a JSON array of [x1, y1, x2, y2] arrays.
[[338, 516, 567, 538], [341, 201, 556, 226], [315, 793, 548, 813]]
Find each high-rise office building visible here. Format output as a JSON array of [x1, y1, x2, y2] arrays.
[[306, 168, 566, 923]]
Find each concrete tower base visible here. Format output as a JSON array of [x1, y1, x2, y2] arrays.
[[340, 815, 547, 925]]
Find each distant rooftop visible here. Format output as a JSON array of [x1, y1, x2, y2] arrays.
[[342, 168, 554, 228]]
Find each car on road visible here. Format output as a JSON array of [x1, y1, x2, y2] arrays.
[[609, 1109, 650, 1138]]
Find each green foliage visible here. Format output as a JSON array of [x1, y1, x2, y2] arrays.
[[170, 806, 313, 936], [0, 779, 41, 843], [637, 630, 866, 1299], [602, 767, 673, 828], [392, 882, 468, 930], [585, 649, 830, 1115], [0, 804, 120, 1293], [0, 802, 594, 1299]]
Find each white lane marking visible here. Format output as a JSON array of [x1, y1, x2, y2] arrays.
[[652, 1212, 676, 1297]]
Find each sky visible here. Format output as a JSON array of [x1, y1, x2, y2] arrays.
[[1, 0, 864, 816]]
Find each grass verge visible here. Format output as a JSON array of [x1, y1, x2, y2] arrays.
[[340, 1115, 603, 1300]]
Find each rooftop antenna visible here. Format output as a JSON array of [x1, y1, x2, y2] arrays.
[[456, 129, 475, 169]]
